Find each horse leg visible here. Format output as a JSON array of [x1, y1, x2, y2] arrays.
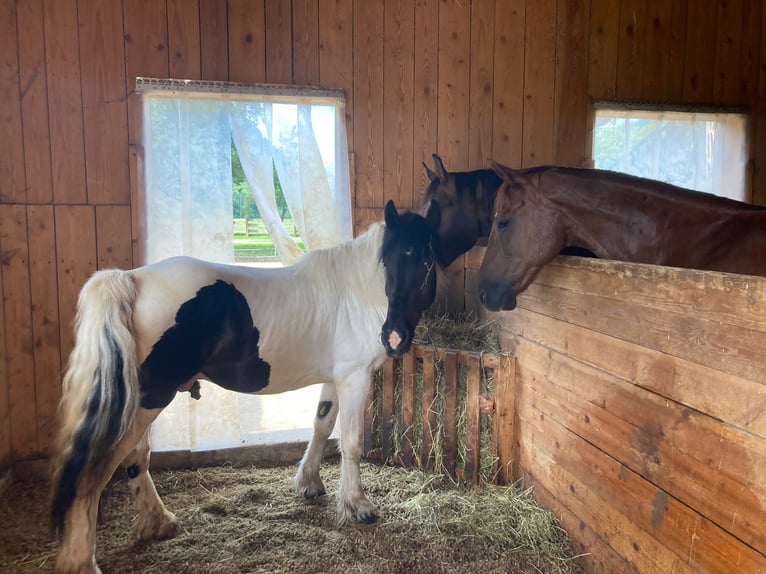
[[54, 408, 159, 574], [295, 382, 338, 498], [122, 428, 179, 541], [336, 370, 377, 524]]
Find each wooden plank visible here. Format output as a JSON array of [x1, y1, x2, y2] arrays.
[[0, 206, 37, 458], [437, 0, 470, 170], [463, 353, 481, 482], [518, 397, 766, 573], [755, 3, 766, 207], [505, 306, 766, 440], [352, 0, 384, 210], [412, 0, 438, 204], [79, 0, 129, 205], [468, 0, 494, 170], [55, 206, 97, 367], [380, 358, 396, 462], [682, 0, 716, 103], [491, 356, 514, 484], [642, 0, 673, 101], [200, 0, 228, 81], [168, 0, 201, 79], [0, 243, 8, 467], [491, 0, 525, 168], [666, 0, 689, 102], [364, 370, 375, 457], [0, 0, 26, 203], [43, 0, 86, 204], [18, 0, 52, 204], [713, 0, 744, 106], [399, 351, 416, 468], [265, 0, 292, 84], [96, 205, 132, 270], [383, 0, 415, 209], [27, 206, 61, 454], [318, 0, 353, 149], [420, 348, 436, 471], [522, 0, 556, 167], [616, 0, 647, 100], [442, 351, 458, 477], [738, 0, 762, 106], [228, 0, 266, 83], [515, 338, 766, 554], [292, 0, 319, 85], [554, 0, 589, 167], [587, 0, 620, 100]]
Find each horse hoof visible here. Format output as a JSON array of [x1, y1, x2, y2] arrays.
[[301, 486, 326, 499], [154, 518, 180, 540], [353, 510, 379, 524]]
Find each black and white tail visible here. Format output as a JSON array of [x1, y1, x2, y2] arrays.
[[50, 269, 140, 536]]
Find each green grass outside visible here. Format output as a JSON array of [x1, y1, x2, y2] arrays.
[[233, 218, 304, 259]]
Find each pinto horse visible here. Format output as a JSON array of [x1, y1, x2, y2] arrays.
[[479, 161, 766, 311], [422, 154, 593, 267], [51, 200, 440, 574]]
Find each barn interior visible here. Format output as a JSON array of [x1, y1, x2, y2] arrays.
[[1, 1, 765, 573]]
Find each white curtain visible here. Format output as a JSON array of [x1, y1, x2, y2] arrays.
[[140, 88, 351, 452], [593, 110, 748, 201]]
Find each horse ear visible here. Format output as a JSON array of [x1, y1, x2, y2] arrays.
[[423, 162, 441, 183], [384, 199, 399, 228], [490, 160, 514, 182], [432, 154, 448, 181], [425, 200, 441, 231]]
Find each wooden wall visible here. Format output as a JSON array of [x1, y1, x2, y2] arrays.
[[467, 254, 766, 573], [1, 0, 765, 470]]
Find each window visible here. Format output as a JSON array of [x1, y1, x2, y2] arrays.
[[137, 79, 352, 452], [592, 107, 748, 201]]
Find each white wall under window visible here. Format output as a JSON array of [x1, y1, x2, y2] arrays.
[[138, 79, 351, 452], [592, 108, 748, 201]]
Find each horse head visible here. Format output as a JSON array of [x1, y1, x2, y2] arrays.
[[421, 154, 501, 267], [478, 161, 566, 311], [380, 199, 441, 357]]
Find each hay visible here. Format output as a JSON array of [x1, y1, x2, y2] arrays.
[[413, 311, 506, 355]]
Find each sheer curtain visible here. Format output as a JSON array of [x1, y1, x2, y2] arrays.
[[593, 109, 748, 201], [139, 80, 351, 452]]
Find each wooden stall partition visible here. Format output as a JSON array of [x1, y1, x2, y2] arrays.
[[468, 252, 766, 574], [365, 345, 514, 485]]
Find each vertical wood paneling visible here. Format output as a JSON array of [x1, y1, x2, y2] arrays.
[[682, 0, 717, 103], [468, 0, 494, 170], [667, 0, 689, 101], [491, 0, 525, 168], [554, 0, 590, 167], [383, 0, 415, 208], [292, 0, 319, 85], [0, 254, 8, 467], [319, 0, 354, 149], [200, 0, 228, 81], [642, 0, 673, 100], [96, 205, 132, 270], [0, 0, 26, 204], [713, 0, 744, 106], [18, 0, 52, 205], [754, 4, 766, 206], [0, 206, 37, 458], [587, 0, 620, 100], [43, 0, 86, 205], [168, 0, 201, 79], [738, 0, 762, 105], [79, 0, 129, 206], [55, 206, 96, 368], [265, 0, 292, 83], [616, 0, 647, 100], [27, 205, 61, 454], [229, 0, 266, 83], [522, 0, 556, 166], [412, 0, 438, 202], [353, 0, 384, 209], [437, 0, 470, 170]]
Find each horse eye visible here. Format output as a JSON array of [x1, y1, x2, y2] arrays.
[[497, 219, 511, 230], [405, 248, 413, 256]]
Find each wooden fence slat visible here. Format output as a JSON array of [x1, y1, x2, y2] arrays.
[[443, 351, 458, 477], [492, 356, 514, 485], [420, 348, 436, 472], [463, 353, 481, 482], [399, 351, 416, 467], [380, 358, 396, 462]]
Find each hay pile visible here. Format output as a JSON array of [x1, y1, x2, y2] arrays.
[[413, 311, 506, 354], [0, 460, 583, 574]]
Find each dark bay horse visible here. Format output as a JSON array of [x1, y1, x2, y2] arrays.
[[479, 162, 766, 311], [51, 200, 440, 574]]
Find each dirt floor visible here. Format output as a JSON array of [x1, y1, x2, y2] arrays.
[[0, 459, 584, 574]]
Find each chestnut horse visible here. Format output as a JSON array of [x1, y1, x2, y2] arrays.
[[479, 161, 766, 311], [422, 154, 593, 267], [51, 200, 440, 574]]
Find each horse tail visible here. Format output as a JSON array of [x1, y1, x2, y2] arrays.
[[50, 269, 140, 537]]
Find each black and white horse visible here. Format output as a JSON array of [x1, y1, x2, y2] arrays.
[[51, 200, 440, 574]]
